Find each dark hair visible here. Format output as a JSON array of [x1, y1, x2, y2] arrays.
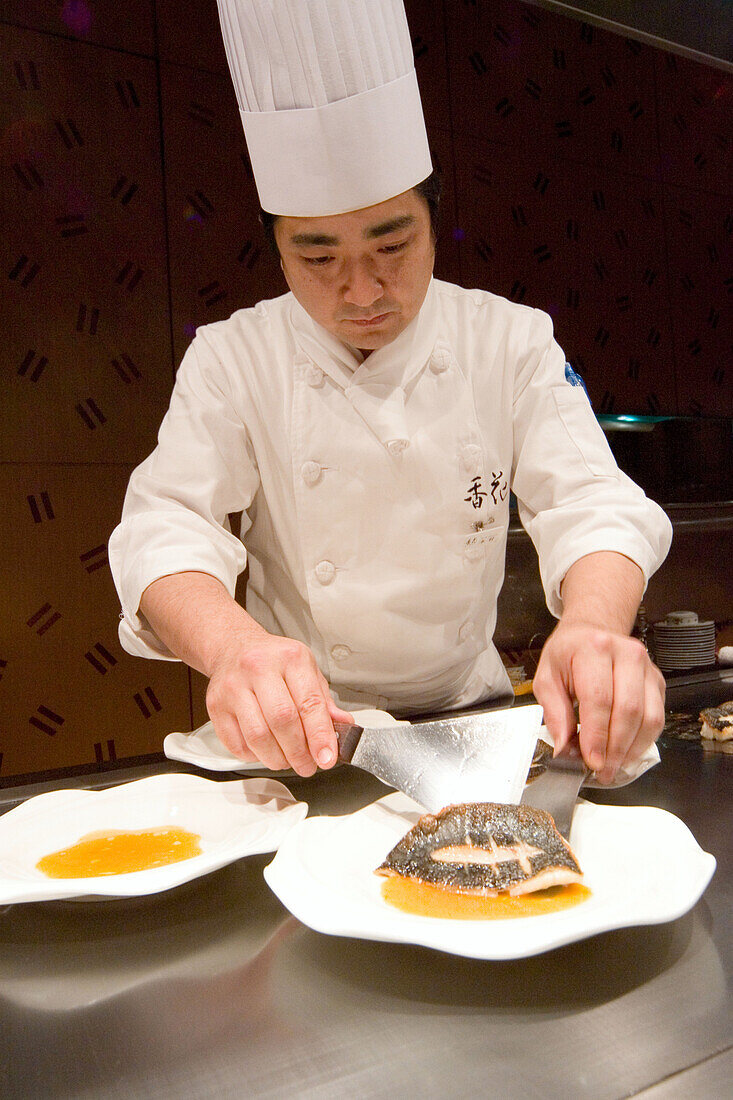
[[259, 168, 443, 254]]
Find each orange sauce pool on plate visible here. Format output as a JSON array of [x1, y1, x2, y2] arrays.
[[36, 827, 202, 878], [381, 877, 591, 920]]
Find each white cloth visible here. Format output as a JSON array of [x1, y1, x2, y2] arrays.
[[108, 279, 672, 716], [216, 0, 432, 214]]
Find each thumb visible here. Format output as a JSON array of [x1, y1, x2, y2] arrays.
[[326, 698, 355, 727]]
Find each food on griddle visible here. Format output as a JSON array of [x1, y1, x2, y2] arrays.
[[376, 802, 582, 897], [699, 701, 733, 742]]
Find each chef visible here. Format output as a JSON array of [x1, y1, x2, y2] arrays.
[[109, 0, 672, 785]]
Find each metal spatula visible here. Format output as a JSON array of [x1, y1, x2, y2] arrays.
[[334, 705, 544, 813], [520, 739, 590, 837]]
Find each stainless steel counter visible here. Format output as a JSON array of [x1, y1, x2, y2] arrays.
[[1, 686, 731, 1099]]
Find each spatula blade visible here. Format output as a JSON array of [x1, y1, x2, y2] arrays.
[[520, 741, 590, 837]]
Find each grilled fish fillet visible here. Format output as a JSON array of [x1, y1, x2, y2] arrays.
[[699, 701, 733, 741], [376, 802, 582, 897]]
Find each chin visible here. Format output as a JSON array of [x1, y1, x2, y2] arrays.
[[341, 321, 402, 349]]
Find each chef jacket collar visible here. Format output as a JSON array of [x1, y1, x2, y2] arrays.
[[290, 278, 439, 394], [290, 281, 441, 447]]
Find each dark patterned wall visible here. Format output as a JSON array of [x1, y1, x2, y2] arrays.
[[1, 0, 731, 780]]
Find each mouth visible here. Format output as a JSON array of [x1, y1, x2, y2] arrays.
[[344, 312, 392, 327]]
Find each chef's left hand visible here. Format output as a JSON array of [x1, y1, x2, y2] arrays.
[[532, 620, 666, 784]]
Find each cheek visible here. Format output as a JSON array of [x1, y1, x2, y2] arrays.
[[284, 261, 327, 296]]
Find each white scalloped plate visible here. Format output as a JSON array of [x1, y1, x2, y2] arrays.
[[264, 793, 716, 959], [0, 774, 307, 903], [163, 711, 409, 774], [163, 721, 292, 775]]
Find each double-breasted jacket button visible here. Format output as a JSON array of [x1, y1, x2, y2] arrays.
[[460, 443, 482, 477], [301, 460, 323, 486], [386, 438, 409, 456], [306, 364, 325, 387], [429, 347, 451, 374], [330, 644, 352, 662], [314, 559, 336, 585]]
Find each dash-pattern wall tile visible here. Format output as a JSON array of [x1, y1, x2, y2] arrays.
[[453, 133, 676, 413], [1, 24, 172, 464], [160, 61, 282, 366], [0, 465, 190, 778], [665, 186, 732, 416], [1, 0, 156, 55], [427, 126, 462, 286], [405, 0, 452, 132], [445, 0, 661, 180], [656, 52, 732, 197]]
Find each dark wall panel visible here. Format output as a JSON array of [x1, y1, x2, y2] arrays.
[[160, 60, 282, 363], [0, 0, 156, 54], [453, 133, 676, 413], [656, 52, 732, 196], [0, 464, 190, 779], [1, 24, 172, 464], [155, 0, 229, 72], [446, 2, 662, 179], [664, 186, 732, 416]]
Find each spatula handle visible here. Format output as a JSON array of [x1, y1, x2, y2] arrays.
[[332, 721, 364, 764]]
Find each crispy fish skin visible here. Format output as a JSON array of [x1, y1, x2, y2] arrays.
[[377, 802, 582, 897], [699, 701, 733, 741], [527, 738, 553, 781]]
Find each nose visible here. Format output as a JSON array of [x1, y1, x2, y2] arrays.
[[342, 259, 383, 308]]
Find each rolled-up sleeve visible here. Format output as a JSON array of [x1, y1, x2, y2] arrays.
[[108, 334, 260, 659], [510, 309, 672, 618]]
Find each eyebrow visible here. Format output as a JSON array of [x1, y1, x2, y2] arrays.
[[364, 214, 415, 239], [289, 214, 415, 248], [290, 231, 340, 246]]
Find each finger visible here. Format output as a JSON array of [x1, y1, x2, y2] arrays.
[[285, 669, 340, 771], [316, 673, 355, 729], [618, 663, 666, 776], [600, 642, 649, 783], [531, 667, 577, 755], [573, 646, 614, 775], [208, 708, 258, 762], [206, 687, 258, 761], [235, 690, 293, 772]]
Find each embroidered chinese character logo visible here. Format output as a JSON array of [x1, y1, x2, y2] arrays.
[[464, 476, 488, 509], [489, 470, 508, 504]]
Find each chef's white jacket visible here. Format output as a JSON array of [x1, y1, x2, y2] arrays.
[[108, 279, 672, 715]]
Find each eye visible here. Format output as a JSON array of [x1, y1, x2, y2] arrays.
[[303, 255, 333, 266], [379, 240, 408, 255]]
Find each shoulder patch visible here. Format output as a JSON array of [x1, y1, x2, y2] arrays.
[[564, 362, 589, 396]]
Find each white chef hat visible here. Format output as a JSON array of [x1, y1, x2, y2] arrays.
[[216, 0, 433, 216]]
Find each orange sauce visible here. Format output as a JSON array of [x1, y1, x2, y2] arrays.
[[36, 826, 202, 878], [381, 877, 590, 920]]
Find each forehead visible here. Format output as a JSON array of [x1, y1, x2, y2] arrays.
[[276, 189, 428, 247]]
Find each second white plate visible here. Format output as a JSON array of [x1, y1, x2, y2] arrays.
[[0, 773, 308, 903], [264, 793, 716, 959]]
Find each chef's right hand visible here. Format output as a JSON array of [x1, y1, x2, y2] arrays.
[[205, 629, 354, 777]]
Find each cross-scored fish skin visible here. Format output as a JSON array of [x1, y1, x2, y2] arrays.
[[376, 802, 582, 896]]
